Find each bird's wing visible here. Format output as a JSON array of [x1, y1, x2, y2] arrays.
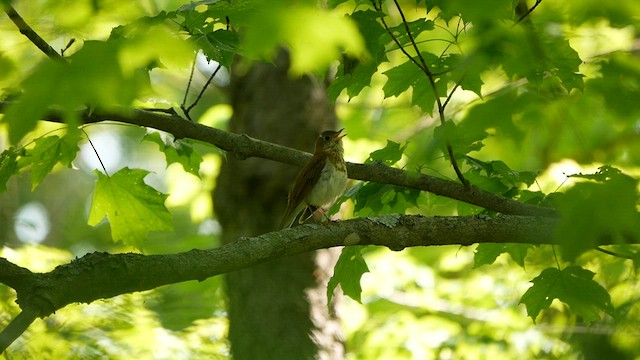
[[279, 154, 325, 228]]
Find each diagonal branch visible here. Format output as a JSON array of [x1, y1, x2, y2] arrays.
[[516, 0, 543, 24], [0, 308, 38, 353], [2, 5, 65, 62], [0, 101, 556, 217], [374, 0, 468, 187], [0, 214, 562, 351]]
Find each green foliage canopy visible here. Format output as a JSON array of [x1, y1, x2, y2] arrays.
[[0, 0, 639, 358]]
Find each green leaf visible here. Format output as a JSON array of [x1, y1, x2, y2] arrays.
[[328, 10, 387, 99], [473, 243, 504, 267], [21, 134, 80, 190], [424, 0, 513, 23], [458, 91, 524, 144], [366, 140, 406, 166], [568, 165, 627, 182], [349, 181, 419, 216], [242, 4, 365, 75], [433, 121, 486, 157], [555, 170, 640, 260], [88, 168, 173, 247], [520, 266, 614, 323], [382, 54, 446, 113], [3, 41, 149, 143], [385, 19, 435, 46], [474, 243, 531, 268], [0, 148, 20, 193], [193, 29, 239, 68], [327, 246, 370, 304], [466, 156, 537, 188], [144, 132, 202, 176], [382, 60, 426, 97], [412, 75, 440, 114]]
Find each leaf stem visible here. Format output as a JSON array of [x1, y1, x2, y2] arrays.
[[82, 129, 109, 176]]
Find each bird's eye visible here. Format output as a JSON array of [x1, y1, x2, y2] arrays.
[[323, 135, 330, 141]]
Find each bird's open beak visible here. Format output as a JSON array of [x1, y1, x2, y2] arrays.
[[334, 128, 347, 140]]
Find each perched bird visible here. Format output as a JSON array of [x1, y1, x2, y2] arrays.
[[279, 129, 348, 229]]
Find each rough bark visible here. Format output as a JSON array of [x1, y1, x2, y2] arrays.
[[213, 53, 344, 359]]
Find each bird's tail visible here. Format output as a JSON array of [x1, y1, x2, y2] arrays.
[[279, 203, 308, 229]]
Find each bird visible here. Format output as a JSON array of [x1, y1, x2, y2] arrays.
[[279, 129, 348, 229]]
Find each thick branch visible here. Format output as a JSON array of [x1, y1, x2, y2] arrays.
[[4, 215, 558, 319], [0, 102, 557, 218]]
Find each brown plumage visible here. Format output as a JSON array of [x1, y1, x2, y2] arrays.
[[279, 129, 348, 229]]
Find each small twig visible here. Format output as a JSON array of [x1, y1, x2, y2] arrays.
[[383, 0, 469, 187], [551, 246, 562, 269], [60, 38, 76, 57], [181, 52, 198, 109], [183, 62, 223, 119], [0, 308, 39, 353], [443, 80, 463, 109], [373, 1, 427, 72], [180, 17, 231, 121], [596, 247, 635, 260], [516, 0, 542, 25], [3, 5, 65, 62], [81, 129, 109, 176]]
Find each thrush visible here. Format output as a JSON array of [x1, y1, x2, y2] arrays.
[[279, 129, 348, 229]]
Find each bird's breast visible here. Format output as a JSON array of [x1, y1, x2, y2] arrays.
[[306, 158, 348, 207]]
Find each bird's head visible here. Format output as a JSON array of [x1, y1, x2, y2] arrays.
[[315, 128, 346, 154]]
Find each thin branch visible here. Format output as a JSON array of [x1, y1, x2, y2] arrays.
[[0, 101, 558, 218], [180, 17, 231, 121], [376, 0, 469, 188], [0, 308, 38, 353], [516, 0, 542, 25], [443, 80, 462, 109], [81, 129, 109, 176], [596, 247, 635, 260], [183, 62, 223, 117], [60, 38, 75, 57], [3, 5, 65, 62], [181, 52, 198, 109], [373, 1, 427, 73]]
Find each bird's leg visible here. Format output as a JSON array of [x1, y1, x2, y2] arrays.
[[298, 206, 316, 224], [298, 205, 333, 224], [315, 207, 332, 222]]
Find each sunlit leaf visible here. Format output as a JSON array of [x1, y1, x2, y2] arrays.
[[520, 266, 614, 323], [327, 246, 369, 304], [243, 4, 365, 74], [20, 134, 80, 190], [568, 165, 628, 182], [88, 168, 173, 247], [466, 156, 537, 188], [433, 121, 486, 157], [3, 41, 148, 143], [144, 132, 202, 175], [0, 148, 20, 192], [366, 140, 406, 166], [458, 91, 524, 144], [193, 29, 239, 68], [329, 10, 387, 99], [474, 243, 531, 268]]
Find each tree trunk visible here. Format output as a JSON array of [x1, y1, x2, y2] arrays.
[[213, 52, 344, 359]]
